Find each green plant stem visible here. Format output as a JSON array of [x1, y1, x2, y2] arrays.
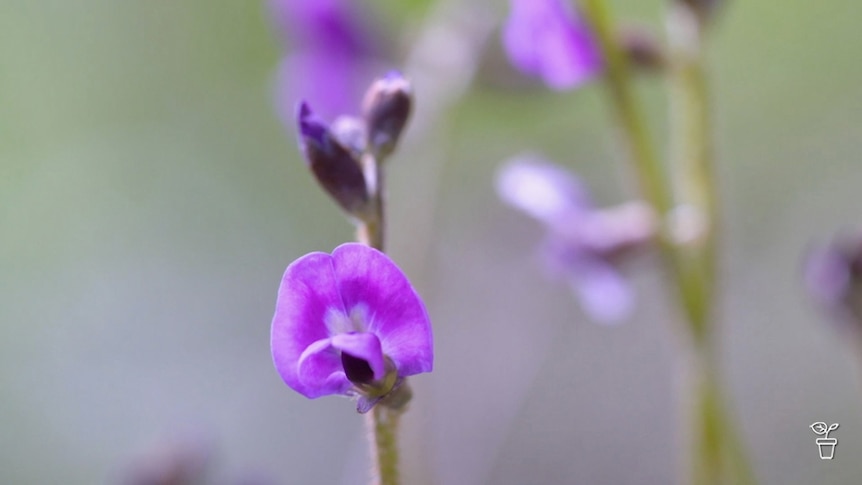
[[666, 6, 756, 484], [582, 1, 754, 483], [581, 0, 673, 219], [581, 0, 710, 336], [356, 153, 403, 485], [358, 153, 386, 252], [366, 405, 402, 485], [687, 347, 755, 485], [667, 4, 717, 343]]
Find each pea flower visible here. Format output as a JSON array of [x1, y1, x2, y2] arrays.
[[805, 231, 862, 330], [271, 243, 433, 410], [269, 0, 383, 120], [496, 155, 655, 323], [502, 0, 603, 90]]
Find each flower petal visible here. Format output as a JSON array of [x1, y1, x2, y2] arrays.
[[568, 257, 634, 324], [330, 243, 433, 377], [271, 251, 348, 398], [276, 54, 358, 125], [296, 338, 351, 397], [496, 156, 592, 225], [331, 332, 386, 382], [575, 201, 656, 254], [502, 0, 602, 90]]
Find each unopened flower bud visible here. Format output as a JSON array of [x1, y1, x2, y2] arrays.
[[619, 25, 666, 72], [362, 72, 413, 160], [296, 102, 370, 217], [330, 115, 367, 159], [674, 0, 723, 27]]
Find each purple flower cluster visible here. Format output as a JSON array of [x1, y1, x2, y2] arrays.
[[271, 243, 433, 407], [497, 155, 655, 323], [502, 0, 603, 89]]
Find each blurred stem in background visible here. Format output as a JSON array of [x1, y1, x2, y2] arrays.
[[580, 0, 756, 483]]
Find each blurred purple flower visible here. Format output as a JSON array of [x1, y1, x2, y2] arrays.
[[805, 232, 862, 329], [496, 156, 655, 323], [269, 0, 382, 120], [271, 243, 433, 402], [502, 0, 603, 90]]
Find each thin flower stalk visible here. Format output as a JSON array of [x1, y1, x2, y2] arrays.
[[280, 71, 419, 485], [580, 0, 755, 483]]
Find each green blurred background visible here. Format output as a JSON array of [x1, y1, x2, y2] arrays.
[[2, 0, 861, 483]]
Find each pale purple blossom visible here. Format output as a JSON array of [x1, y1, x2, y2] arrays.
[[269, 0, 383, 120], [502, 0, 603, 90], [271, 243, 433, 402], [496, 156, 655, 323]]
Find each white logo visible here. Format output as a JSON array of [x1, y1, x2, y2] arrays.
[[809, 422, 839, 460]]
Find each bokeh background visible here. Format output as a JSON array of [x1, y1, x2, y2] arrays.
[[2, 0, 861, 483]]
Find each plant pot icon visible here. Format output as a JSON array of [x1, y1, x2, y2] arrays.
[[816, 437, 837, 460]]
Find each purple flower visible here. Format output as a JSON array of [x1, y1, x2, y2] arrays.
[[271, 243, 433, 403], [502, 0, 603, 90], [496, 156, 655, 323], [805, 232, 862, 329], [269, 0, 382, 120]]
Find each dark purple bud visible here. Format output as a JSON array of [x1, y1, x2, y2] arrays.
[[296, 102, 370, 216], [361, 72, 413, 159]]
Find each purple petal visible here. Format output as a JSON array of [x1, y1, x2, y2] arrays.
[[574, 201, 656, 254], [271, 251, 347, 398], [269, 0, 377, 57], [296, 101, 325, 146], [296, 338, 351, 397], [331, 332, 386, 381], [496, 156, 593, 225], [277, 54, 360, 122], [503, 0, 602, 89], [330, 243, 433, 377], [567, 256, 634, 324]]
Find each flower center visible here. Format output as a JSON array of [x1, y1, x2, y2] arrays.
[[324, 303, 370, 335], [341, 352, 375, 384]]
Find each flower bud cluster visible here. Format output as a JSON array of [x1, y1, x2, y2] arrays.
[[296, 73, 413, 221]]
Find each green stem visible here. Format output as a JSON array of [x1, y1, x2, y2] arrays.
[[688, 349, 756, 485], [356, 153, 404, 485], [366, 406, 402, 485], [581, 0, 709, 334], [582, 1, 755, 483], [667, 4, 717, 342], [581, 0, 673, 219], [358, 153, 386, 252], [666, 6, 756, 483]]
